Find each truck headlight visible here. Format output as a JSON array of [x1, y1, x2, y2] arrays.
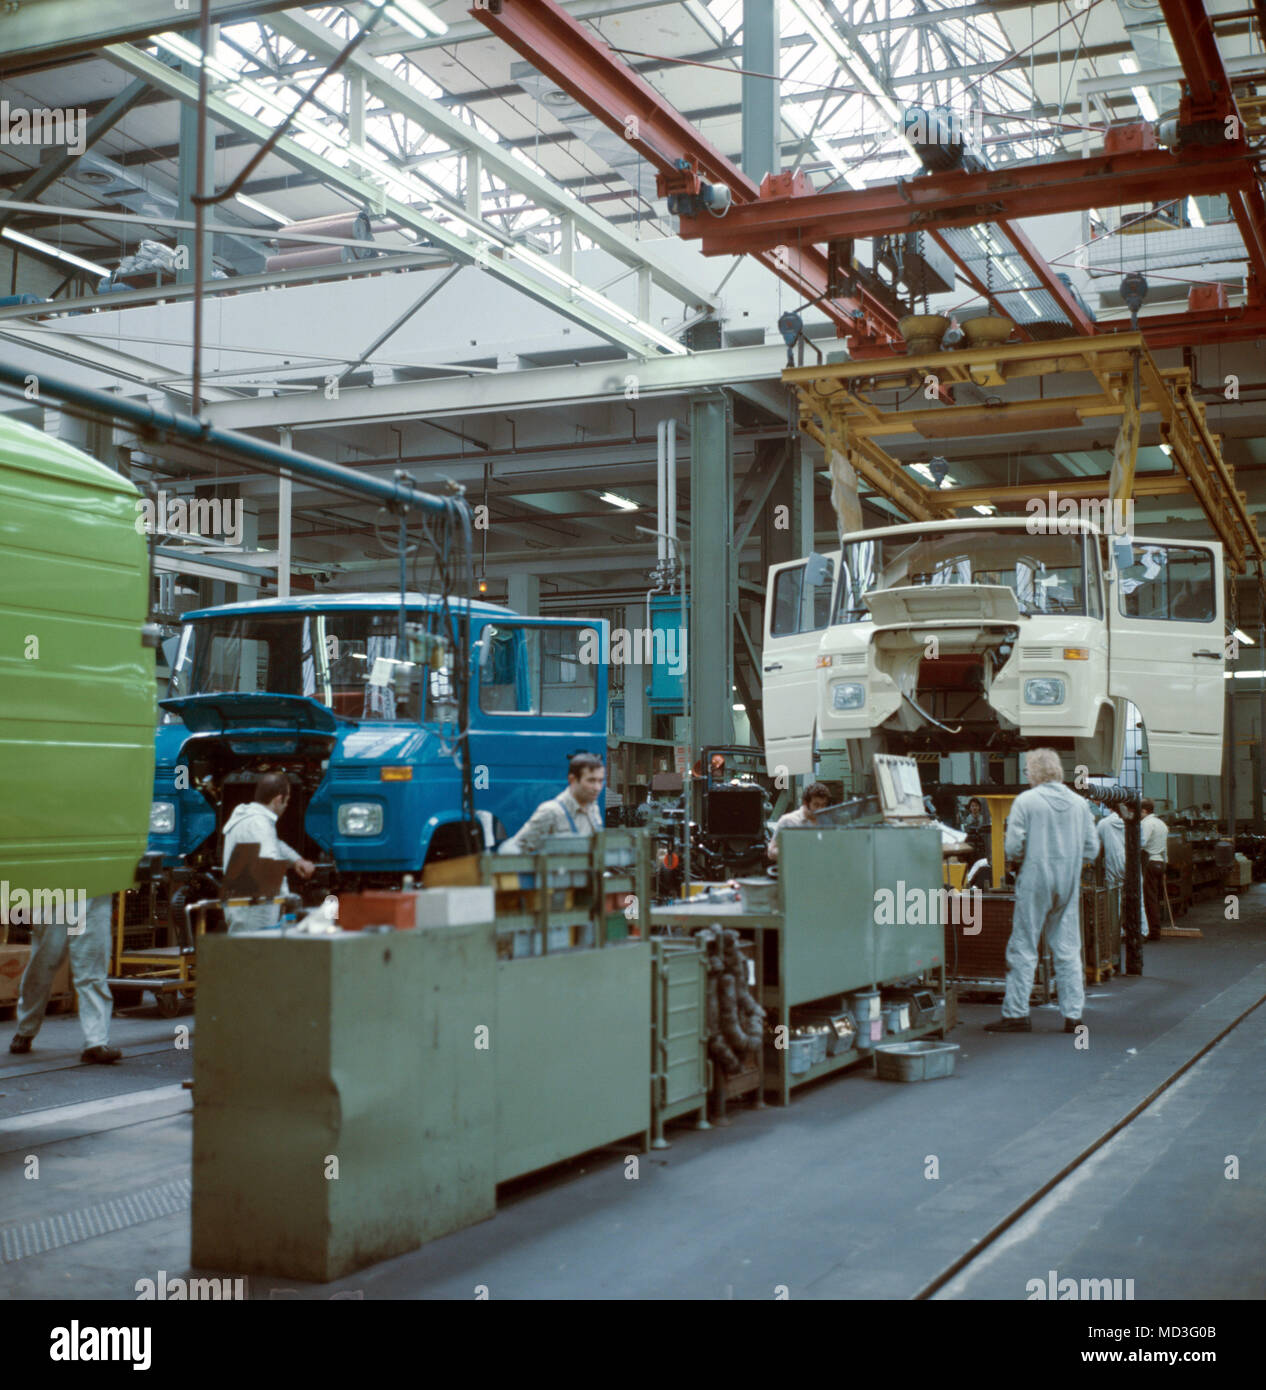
[[831, 682, 866, 711], [1024, 678, 1066, 706], [338, 803, 384, 836], [149, 801, 176, 834]]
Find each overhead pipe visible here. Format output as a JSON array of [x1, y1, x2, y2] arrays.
[[0, 360, 459, 518], [666, 416, 677, 589], [656, 418, 667, 571]]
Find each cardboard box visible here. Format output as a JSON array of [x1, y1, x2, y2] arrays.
[[0, 944, 72, 1009], [421, 854, 481, 888]]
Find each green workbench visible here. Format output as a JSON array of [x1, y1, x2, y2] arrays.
[[650, 825, 948, 1104]]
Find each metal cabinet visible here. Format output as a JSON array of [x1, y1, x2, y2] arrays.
[[650, 937, 710, 1145], [650, 826, 949, 1106]]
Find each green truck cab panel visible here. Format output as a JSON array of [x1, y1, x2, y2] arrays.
[[0, 414, 154, 898]]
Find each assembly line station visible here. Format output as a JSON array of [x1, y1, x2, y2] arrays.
[[1, 0, 1265, 1321]]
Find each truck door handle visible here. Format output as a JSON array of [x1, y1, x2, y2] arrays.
[[763, 663, 782, 672], [1192, 650, 1222, 659]]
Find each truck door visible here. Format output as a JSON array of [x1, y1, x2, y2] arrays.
[[1108, 537, 1224, 774], [762, 553, 837, 776], [472, 618, 607, 837]]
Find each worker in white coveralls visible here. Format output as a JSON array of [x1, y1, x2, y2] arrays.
[[984, 748, 1098, 1035], [222, 771, 315, 933], [1095, 801, 1147, 939], [9, 894, 120, 1064]]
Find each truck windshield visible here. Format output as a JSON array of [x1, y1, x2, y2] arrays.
[[836, 527, 1090, 622], [167, 610, 455, 722]]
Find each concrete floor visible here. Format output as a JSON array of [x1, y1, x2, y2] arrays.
[[2, 888, 1264, 1301]]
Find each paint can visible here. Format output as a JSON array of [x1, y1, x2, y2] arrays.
[[854, 1016, 883, 1049], [788, 1035, 814, 1074], [850, 989, 881, 1022]]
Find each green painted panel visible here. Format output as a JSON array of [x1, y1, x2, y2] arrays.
[[192, 926, 497, 1282], [779, 826, 943, 1000], [870, 826, 944, 982], [0, 415, 153, 898], [780, 829, 876, 1004], [495, 943, 650, 1182]]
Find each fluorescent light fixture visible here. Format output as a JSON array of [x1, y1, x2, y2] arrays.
[[732, 703, 746, 712], [1233, 628, 1255, 646], [152, 30, 237, 82], [973, 504, 996, 515], [1, 226, 107, 276], [1119, 58, 1159, 122], [367, 0, 449, 38], [234, 192, 293, 224], [599, 492, 639, 511], [1131, 87, 1159, 122], [1188, 198, 1205, 228]]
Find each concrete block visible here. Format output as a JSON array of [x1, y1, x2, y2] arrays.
[[192, 925, 496, 1282]]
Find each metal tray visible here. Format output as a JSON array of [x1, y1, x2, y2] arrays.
[[874, 1039, 960, 1082]]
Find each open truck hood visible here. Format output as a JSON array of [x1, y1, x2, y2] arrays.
[[864, 584, 1022, 626], [159, 693, 348, 734]]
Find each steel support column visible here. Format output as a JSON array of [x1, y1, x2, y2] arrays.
[[741, 0, 779, 183], [690, 393, 735, 751], [508, 573, 540, 616], [176, 63, 214, 287], [761, 434, 811, 568]]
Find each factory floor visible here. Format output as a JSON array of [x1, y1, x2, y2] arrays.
[[3, 887, 1264, 1302]]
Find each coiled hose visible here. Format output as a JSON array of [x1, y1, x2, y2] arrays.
[[694, 925, 766, 1075]]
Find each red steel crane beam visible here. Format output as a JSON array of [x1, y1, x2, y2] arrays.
[[676, 147, 1254, 246], [468, 0, 901, 348], [1107, 302, 1266, 347], [1159, 0, 1231, 108], [1159, 0, 1266, 295], [995, 221, 1096, 337]]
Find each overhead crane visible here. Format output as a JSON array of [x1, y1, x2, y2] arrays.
[[471, 0, 1266, 349]]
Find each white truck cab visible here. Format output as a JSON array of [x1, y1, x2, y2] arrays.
[[762, 517, 1225, 778]]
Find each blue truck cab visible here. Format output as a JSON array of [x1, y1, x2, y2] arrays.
[[146, 592, 607, 894]]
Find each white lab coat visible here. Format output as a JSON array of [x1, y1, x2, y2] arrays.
[[1003, 781, 1099, 1020], [221, 802, 299, 932]]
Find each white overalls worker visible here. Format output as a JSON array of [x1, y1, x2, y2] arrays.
[[985, 748, 1098, 1034]]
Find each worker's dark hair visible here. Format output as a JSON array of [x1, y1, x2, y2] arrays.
[[1140, 798, 1155, 814], [255, 771, 292, 804], [802, 781, 831, 805], [568, 753, 604, 780]]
